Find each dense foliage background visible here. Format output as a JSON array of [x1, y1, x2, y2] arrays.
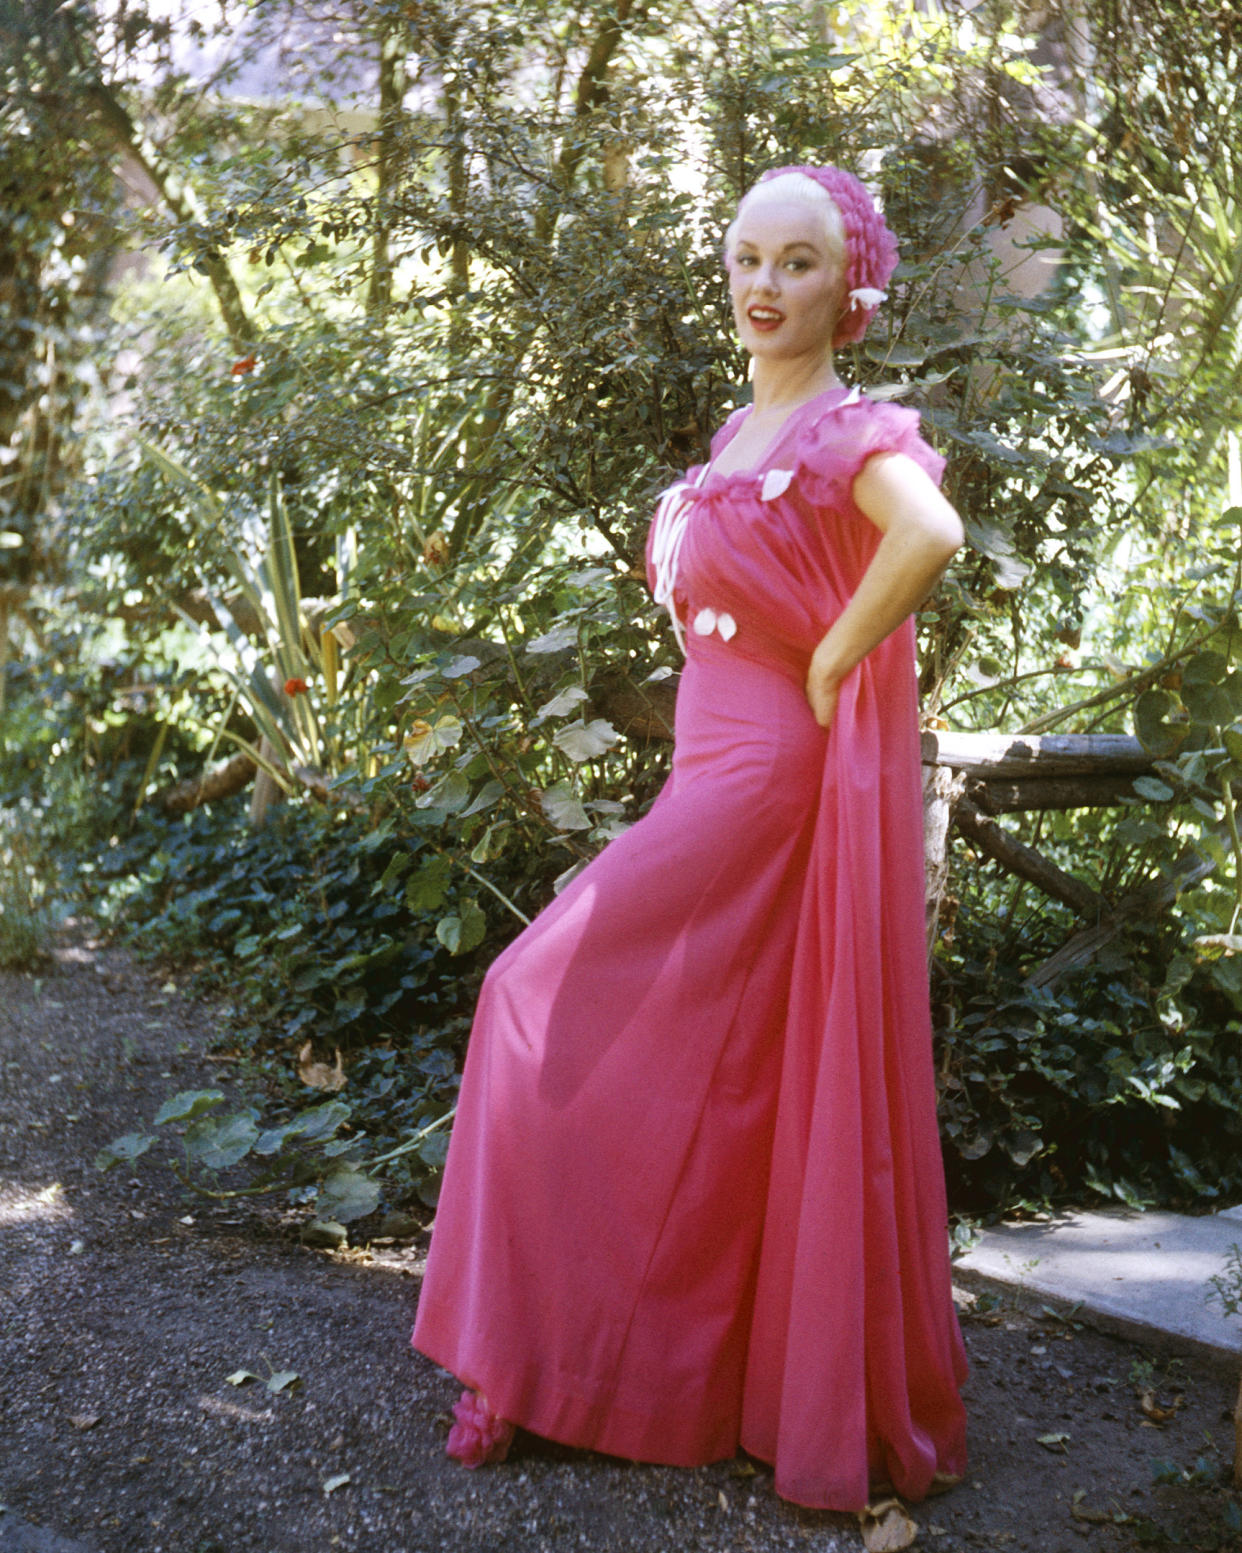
[[3, 0, 1241, 1230]]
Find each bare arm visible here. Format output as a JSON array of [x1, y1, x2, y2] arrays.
[[805, 451, 964, 730]]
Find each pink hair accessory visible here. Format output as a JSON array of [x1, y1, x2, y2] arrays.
[[757, 164, 899, 346]]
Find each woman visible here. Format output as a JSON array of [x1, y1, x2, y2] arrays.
[[411, 165, 969, 1515]]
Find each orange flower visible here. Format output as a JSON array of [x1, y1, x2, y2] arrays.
[[231, 355, 258, 376], [284, 677, 308, 696]]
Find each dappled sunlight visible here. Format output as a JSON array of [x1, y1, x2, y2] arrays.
[[0, 1180, 75, 1228], [197, 1393, 276, 1425]]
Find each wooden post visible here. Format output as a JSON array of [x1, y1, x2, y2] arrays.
[[922, 762, 966, 957], [248, 736, 284, 828]]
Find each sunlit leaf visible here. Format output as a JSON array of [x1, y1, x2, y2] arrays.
[[95, 1132, 157, 1171], [403, 716, 462, 766], [153, 1090, 225, 1126], [436, 898, 486, 956], [317, 1165, 381, 1224], [526, 624, 578, 654], [553, 718, 619, 762], [541, 782, 591, 830], [536, 686, 590, 718], [184, 1112, 260, 1170]]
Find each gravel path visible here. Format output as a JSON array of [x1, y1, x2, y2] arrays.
[[1, 926, 1238, 1552]]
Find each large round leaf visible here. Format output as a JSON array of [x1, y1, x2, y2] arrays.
[[1133, 688, 1189, 758]]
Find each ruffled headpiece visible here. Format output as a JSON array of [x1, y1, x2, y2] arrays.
[[755, 164, 899, 347]]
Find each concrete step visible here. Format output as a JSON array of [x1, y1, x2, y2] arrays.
[[954, 1205, 1242, 1366]]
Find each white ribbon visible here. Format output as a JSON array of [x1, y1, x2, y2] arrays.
[[649, 464, 709, 654]]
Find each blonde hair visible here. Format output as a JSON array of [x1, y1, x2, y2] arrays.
[[724, 172, 847, 269]]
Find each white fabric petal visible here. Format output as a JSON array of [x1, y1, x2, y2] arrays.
[[716, 613, 737, 641], [693, 607, 718, 636], [849, 286, 887, 308], [760, 467, 794, 502]]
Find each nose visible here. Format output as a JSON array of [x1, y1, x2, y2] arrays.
[[752, 262, 779, 294]]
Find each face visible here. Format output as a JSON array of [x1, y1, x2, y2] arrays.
[[726, 200, 845, 364]]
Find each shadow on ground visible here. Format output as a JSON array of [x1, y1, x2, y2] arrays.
[[1, 927, 1238, 1552]]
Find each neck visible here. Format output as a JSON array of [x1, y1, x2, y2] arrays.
[[749, 354, 842, 415]]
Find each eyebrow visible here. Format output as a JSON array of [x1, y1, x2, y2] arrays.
[[734, 238, 821, 254]]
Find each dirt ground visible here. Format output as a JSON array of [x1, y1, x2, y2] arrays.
[[1, 925, 1240, 1553]]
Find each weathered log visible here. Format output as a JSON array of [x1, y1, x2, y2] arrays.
[[923, 763, 967, 952], [954, 798, 1104, 918], [155, 752, 256, 813], [1025, 849, 1215, 991], [968, 773, 1151, 813], [921, 729, 1151, 778]]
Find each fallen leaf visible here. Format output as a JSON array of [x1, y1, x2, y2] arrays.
[[1138, 1388, 1183, 1424], [1037, 1432, 1071, 1452], [717, 1489, 729, 1511], [68, 1413, 101, 1431], [225, 1369, 263, 1387], [322, 1472, 351, 1495], [298, 1042, 347, 1092], [265, 1370, 299, 1394], [859, 1498, 918, 1552]]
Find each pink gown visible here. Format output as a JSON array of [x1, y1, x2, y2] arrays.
[[411, 386, 968, 1511]]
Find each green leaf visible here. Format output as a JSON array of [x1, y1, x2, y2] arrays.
[[1133, 688, 1189, 759], [1193, 934, 1242, 961], [95, 1132, 157, 1171], [417, 770, 470, 812], [225, 1369, 262, 1387], [536, 685, 589, 718], [417, 1131, 450, 1170], [403, 715, 462, 766], [541, 782, 591, 830], [526, 624, 578, 654], [553, 719, 619, 762], [184, 1112, 260, 1169], [374, 851, 413, 895], [317, 1165, 381, 1224], [436, 897, 486, 956], [440, 654, 481, 679], [265, 1370, 300, 1394], [1181, 651, 1228, 688], [284, 1099, 352, 1145], [1004, 1128, 1042, 1167], [153, 1089, 225, 1126], [406, 855, 452, 912], [1132, 775, 1175, 802], [1182, 680, 1235, 726]]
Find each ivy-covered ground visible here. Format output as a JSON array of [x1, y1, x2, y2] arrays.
[[2, 923, 1239, 1553]]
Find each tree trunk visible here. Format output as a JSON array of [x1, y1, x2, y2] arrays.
[[75, 78, 252, 351], [366, 18, 409, 318], [954, 797, 1104, 917]]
